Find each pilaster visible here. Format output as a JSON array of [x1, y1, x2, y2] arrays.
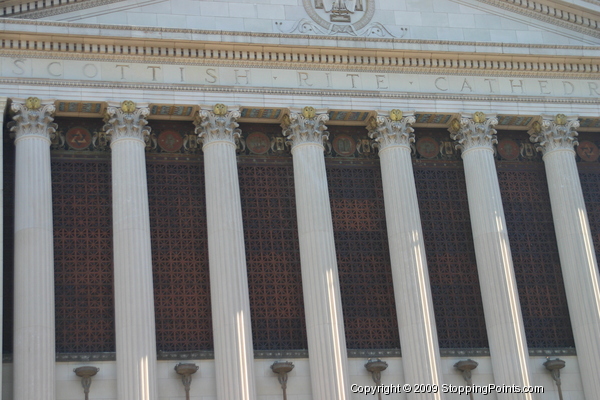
[[104, 101, 158, 400], [368, 110, 444, 399], [9, 97, 57, 400], [529, 114, 600, 400], [281, 106, 350, 400], [194, 104, 257, 400], [449, 112, 534, 400], [0, 96, 6, 400]]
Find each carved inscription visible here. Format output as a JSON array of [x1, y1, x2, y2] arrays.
[[2, 58, 598, 98]]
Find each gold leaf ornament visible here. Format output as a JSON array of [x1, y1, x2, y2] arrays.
[[389, 109, 403, 121], [213, 103, 228, 116], [121, 100, 137, 113], [302, 106, 316, 119], [450, 118, 461, 132], [473, 111, 486, 124], [554, 114, 568, 126], [25, 97, 41, 110]]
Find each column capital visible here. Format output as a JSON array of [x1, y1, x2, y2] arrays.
[[528, 114, 579, 155], [448, 112, 498, 153], [9, 97, 57, 143], [367, 110, 416, 151], [194, 104, 241, 148], [103, 100, 151, 144], [281, 107, 329, 149]]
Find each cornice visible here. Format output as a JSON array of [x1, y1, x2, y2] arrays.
[[472, 0, 600, 38], [1, 17, 599, 49], [1, 77, 599, 105], [0, 0, 123, 18], [1, 41, 599, 80]]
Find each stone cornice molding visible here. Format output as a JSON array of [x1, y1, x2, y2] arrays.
[[368, 110, 416, 151], [193, 104, 241, 148], [9, 97, 57, 143], [281, 107, 329, 150], [0, 0, 123, 18], [449, 112, 499, 153], [528, 114, 580, 154], [1, 33, 598, 78], [103, 101, 151, 144], [471, 0, 600, 37]]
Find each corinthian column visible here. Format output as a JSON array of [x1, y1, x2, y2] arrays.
[[368, 110, 443, 399], [529, 114, 600, 399], [194, 104, 256, 400], [282, 107, 350, 400], [104, 101, 157, 400], [449, 112, 533, 399], [10, 97, 57, 400]]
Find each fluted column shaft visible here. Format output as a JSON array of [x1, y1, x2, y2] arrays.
[[282, 108, 350, 400], [530, 115, 600, 399], [450, 113, 533, 400], [369, 111, 443, 399], [0, 96, 7, 400], [10, 98, 57, 400], [195, 106, 256, 400], [105, 103, 157, 400]]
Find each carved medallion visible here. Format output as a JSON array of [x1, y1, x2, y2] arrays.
[[497, 139, 520, 160], [247, 132, 271, 155], [333, 134, 356, 156], [304, 0, 374, 33], [577, 140, 600, 162], [416, 137, 439, 159], [66, 127, 92, 150], [158, 130, 183, 153]]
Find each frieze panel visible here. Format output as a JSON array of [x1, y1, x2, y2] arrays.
[[2, 57, 599, 99]]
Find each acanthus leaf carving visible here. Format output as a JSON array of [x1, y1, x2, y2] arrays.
[[103, 101, 151, 144], [9, 98, 57, 143], [449, 112, 498, 153], [281, 107, 330, 149], [368, 111, 416, 151], [193, 105, 241, 148], [528, 114, 579, 155]]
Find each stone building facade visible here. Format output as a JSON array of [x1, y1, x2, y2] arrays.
[[1, 0, 600, 399]]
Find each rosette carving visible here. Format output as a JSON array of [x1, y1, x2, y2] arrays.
[[193, 104, 241, 147], [9, 97, 57, 142], [528, 114, 579, 155], [281, 107, 329, 149], [367, 110, 416, 150], [448, 112, 498, 152], [103, 101, 151, 143]]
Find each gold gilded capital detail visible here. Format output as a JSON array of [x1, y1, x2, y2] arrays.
[[368, 111, 416, 151], [103, 101, 151, 143], [281, 107, 329, 149], [449, 112, 498, 153], [9, 98, 57, 143], [194, 104, 241, 147], [528, 114, 579, 155]]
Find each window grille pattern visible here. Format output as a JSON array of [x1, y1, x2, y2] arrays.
[[498, 166, 574, 348], [52, 157, 115, 353], [327, 163, 400, 349], [239, 162, 308, 350], [579, 166, 600, 271], [414, 165, 489, 348], [147, 160, 213, 352], [3, 143, 15, 354]]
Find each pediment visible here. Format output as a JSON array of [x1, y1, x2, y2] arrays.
[[1, 0, 599, 45]]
